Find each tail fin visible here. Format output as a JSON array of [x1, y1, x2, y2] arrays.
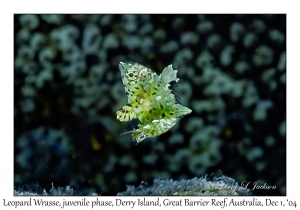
[[175, 104, 192, 117]]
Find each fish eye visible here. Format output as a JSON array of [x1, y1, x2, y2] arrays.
[[126, 71, 136, 80]]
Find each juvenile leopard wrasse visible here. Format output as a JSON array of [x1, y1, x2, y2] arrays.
[[116, 62, 192, 143]]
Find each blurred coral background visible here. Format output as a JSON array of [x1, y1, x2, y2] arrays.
[[14, 14, 286, 195]]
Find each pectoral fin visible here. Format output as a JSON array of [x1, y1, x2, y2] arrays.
[[116, 105, 136, 122]]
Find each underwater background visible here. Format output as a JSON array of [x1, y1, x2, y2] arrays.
[[14, 14, 286, 196]]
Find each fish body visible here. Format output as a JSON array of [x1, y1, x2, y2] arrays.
[[116, 62, 192, 143]]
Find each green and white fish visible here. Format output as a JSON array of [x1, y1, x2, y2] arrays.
[[116, 62, 192, 143]]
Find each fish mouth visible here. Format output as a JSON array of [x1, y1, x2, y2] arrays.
[[119, 62, 127, 76]]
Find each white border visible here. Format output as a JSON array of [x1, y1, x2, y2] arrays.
[[1, 0, 299, 209]]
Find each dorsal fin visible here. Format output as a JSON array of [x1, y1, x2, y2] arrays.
[[160, 64, 179, 84]]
